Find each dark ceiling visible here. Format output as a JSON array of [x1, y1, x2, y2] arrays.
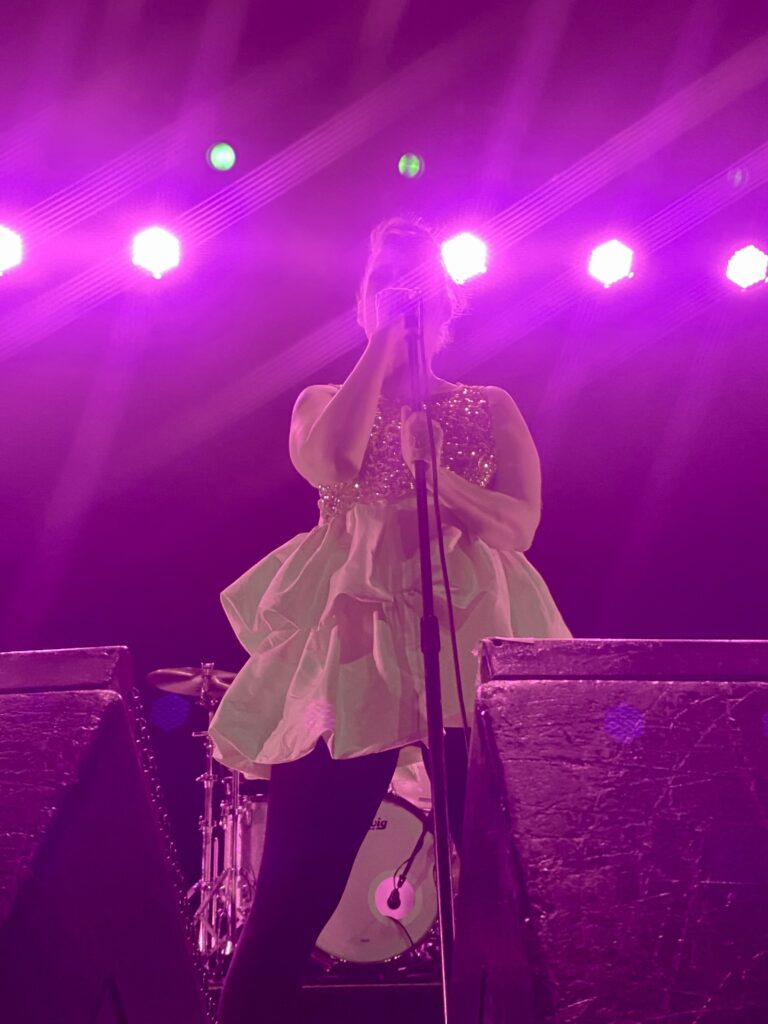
[[2, 0, 768, 680]]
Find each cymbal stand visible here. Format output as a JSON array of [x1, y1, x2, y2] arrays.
[[219, 767, 245, 955], [188, 663, 256, 975], [188, 662, 223, 958]]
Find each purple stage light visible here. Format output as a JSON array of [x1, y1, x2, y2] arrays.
[[725, 245, 768, 289], [604, 703, 645, 743], [131, 226, 181, 280], [149, 693, 190, 732], [588, 239, 634, 287], [441, 232, 488, 285], [0, 225, 23, 276]]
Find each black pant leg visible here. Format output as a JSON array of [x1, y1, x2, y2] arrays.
[[217, 740, 399, 1024]]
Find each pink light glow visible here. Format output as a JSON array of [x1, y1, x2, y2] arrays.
[[440, 232, 488, 285], [131, 226, 181, 279], [588, 239, 634, 287], [725, 245, 768, 289], [0, 225, 23, 276]]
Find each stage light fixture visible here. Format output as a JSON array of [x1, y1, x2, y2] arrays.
[[207, 142, 237, 172], [588, 240, 634, 287], [0, 225, 23, 276], [131, 227, 181, 280], [725, 245, 768, 289], [441, 232, 488, 285], [150, 693, 191, 732], [604, 703, 645, 743], [398, 153, 424, 178]]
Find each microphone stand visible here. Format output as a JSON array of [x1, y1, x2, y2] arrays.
[[406, 299, 454, 1024]]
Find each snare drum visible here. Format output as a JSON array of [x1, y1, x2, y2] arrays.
[[315, 794, 437, 965]]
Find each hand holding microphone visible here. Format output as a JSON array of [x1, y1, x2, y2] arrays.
[[375, 286, 420, 328], [369, 287, 421, 370], [400, 406, 444, 477]]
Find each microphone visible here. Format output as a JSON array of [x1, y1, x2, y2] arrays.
[[386, 887, 401, 910]]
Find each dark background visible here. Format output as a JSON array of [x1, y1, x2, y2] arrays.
[[2, 0, 768, 880]]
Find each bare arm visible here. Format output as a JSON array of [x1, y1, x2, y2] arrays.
[[438, 385, 541, 551], [289, 327, 406, 486], [432, 468, 539, 552], [403, 386, 542, 551]]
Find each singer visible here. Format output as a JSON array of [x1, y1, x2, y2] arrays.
[[210, 216, 571, 1023]]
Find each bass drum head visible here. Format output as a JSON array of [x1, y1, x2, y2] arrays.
[[315, 795, 436, 965]]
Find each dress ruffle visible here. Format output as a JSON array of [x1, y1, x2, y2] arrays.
[[210, 495, 571, 779]]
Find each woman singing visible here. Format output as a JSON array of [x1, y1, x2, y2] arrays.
[[211, 216, 571, 1022]]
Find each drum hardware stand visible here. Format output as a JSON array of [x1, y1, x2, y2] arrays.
[[153, 651, 450, 978], [186, 663, 252, 968], [406, 296, 455, 1024]]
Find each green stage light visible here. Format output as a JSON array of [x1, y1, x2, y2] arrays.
[[398, 153, 424, 179], [207, 142, 237, 171]]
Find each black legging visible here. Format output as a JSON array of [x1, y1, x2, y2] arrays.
[[217, 732, 468, 1023]]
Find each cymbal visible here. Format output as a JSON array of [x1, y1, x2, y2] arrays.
[[146, 667, 236, 698]]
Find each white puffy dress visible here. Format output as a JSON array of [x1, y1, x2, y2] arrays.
[[209, 384, 571, 778]]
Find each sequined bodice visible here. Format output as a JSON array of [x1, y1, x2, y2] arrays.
[[317, 384, 497, 523]]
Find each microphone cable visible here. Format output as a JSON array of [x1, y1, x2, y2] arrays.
[[423, 403, 472, 755]]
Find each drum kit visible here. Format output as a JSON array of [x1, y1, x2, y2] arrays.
[[146, 662, 444, 982]]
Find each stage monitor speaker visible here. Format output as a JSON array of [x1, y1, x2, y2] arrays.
[[0, 646, 210, 1024], [451, 639, 768, 1024]]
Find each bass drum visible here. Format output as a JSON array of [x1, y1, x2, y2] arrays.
[[314, 794, 436, 965]]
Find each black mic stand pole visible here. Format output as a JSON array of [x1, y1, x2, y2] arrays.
[[406, 299, 454, 1024]]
